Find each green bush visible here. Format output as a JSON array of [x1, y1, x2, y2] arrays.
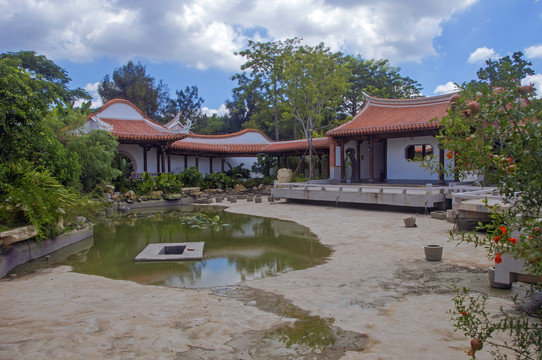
[[202, 172, 234, 190], [292, 175, 308, 183], [0, 161, 79, 239], [180, 167, 203, 187], [252, 154, 277, 177], [137, 171, 155, 194], [155, 173, 183, 194], [225, 163, 251, 179]]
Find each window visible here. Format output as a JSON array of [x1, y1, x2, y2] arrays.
[[405, 144, 434, 161]]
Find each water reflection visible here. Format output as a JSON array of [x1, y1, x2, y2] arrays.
[[62, 206, 330, 288]]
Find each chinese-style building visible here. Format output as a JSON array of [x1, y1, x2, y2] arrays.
[[84, 93, 457, 183]]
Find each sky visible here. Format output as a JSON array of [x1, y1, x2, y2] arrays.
[[1, 0, 541, 116]]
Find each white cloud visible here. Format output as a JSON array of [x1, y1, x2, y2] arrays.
[[74, 82, 103, 108], [525, 44, 542, 59], [434, 82, 460, 94], [0, 0, 478, 70], [468, 47, 500, 64], [522, 74, 542, 99], [202, 104, 229, 117]]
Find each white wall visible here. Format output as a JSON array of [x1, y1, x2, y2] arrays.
[[186, 131, 270, 144], [98, 103, 145, 120], [118, 144, 143, 173], [387, 136, 453, 182]]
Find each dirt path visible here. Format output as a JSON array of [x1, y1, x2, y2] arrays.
[[0, 201, 514, 359]]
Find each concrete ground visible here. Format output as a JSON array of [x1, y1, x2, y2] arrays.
[[0, 200, 515, 359]]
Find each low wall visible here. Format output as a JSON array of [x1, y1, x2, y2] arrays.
[[0, 225, 93, 279], [113, 197, 196, 210]]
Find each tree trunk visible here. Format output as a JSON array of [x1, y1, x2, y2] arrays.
[[273, 83, 279, 141], [308, 118, 314, 179]]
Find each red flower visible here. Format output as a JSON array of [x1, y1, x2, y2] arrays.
[[499, 226, 507, 235], [493, 236, 501, 243], [495, 253, 502, 264], [447, 151, 454, 159], [509, 237, 517, 244], [461, 311, 467, 316]]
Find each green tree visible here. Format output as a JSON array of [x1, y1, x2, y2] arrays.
[[476, 51, 535, 88], [0, 53, 90, 163], [98, 61, 170, 122], [338, 56, 422, 118], [235, 38, 301, 140], [165, 85, 204, 128], [68, 130, 121, 191], [281, 44, 350, 179], [427, 52, 541, 358]]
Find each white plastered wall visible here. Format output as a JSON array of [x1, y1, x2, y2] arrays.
[[387, 136, 453, 182]]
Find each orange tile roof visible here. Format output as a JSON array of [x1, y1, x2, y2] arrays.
[[101, 119, 186, 141], [186, 129, 273, 142], [171, 136, 331, 154], [327, 93, 456, 137], [263, 137, 332, 153]]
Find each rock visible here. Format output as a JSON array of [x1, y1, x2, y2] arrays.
[[234, 184, 247, 192], [0, 225, 38, 248], [75, 216, 87, 225], [124, 190, 136, 201], [277, 168, 294, 183]]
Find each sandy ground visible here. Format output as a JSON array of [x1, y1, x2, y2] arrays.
[[0, 200, 516, 359]]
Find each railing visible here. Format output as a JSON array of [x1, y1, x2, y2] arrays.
[[274, 182, 450, 196], [129, 172, 161, 180]]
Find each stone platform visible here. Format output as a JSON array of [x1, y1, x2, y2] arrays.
[[135, 242, 204, 262]]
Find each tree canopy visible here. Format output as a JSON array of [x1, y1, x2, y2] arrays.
[[98, 61, 171, 122], [281, 43, 350, 178], [427, 51, 541, 359], [338, 56, 422, 118]]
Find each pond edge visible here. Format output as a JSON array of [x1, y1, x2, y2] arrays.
[[0, 225, 94, 279]]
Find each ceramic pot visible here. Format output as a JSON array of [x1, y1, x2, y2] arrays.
[[404, 217, 416, 228], [424, 245, 443, 261]]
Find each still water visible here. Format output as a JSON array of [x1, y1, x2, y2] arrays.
[[42, 206, 330, 288]]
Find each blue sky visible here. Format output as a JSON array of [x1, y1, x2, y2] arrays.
[[1, 0, 541, 115]]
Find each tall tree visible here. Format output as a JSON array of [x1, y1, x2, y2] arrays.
[[476, 51, 535, 87], [234, 38, 300, 140], [98, 61, 170, 122], [0, 52, 89, 166], [339, 56, 422, 117], [165, 85, 205, 129], [281, 43, 350, 179]]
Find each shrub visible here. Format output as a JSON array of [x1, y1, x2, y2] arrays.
[[155, 173, 183, 194], [137, 171, 155, 194], [202, 172, 234, 190], [0, 161, 79, 239], [225, 163, 251, 179], [252, 154, 277, 177], [180, 167, 203, 187]]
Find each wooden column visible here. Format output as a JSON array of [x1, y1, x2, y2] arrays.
[[156, 146, 161, 173], [161, 146, 166, 174], [368, 135, 374, 183], [221, 155, 225, 173], [317, 153, 322, 177], [143, 146, 148, 172], [195, 155, 199, 170], [340, 138, 345, 180], [184, 155, 188, 170], [167, 152, 171, 173], [439, 146, 445, 184], [356, 140, 362, 182], [209, 157, 213, 173]]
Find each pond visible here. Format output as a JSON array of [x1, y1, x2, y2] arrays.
[[17, 206, 331, 288]]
